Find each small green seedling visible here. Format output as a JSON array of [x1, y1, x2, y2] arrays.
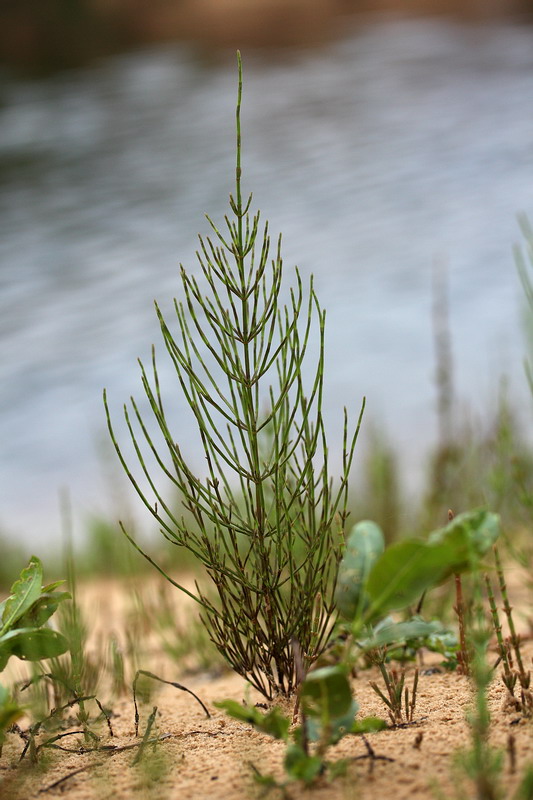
[[216, 665, 385, 788], [0, 556, 70, 747], [369, 662, 419, 725], [357, 615, 458, 666], [0, 556, 70, 670]]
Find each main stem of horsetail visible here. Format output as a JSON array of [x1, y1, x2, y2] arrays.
[[235, 53, 269, 585]]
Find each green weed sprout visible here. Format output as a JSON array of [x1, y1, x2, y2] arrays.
[[216, 666, 385, 789], [0, 556, 70, 748], [104, 53, 364, 699], [0, 556, 70, 672], [369, 664, 419, 725]]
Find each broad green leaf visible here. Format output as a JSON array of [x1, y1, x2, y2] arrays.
[[351, 716, 387, 734], [251, 771, 279, 789], [335, 521, 385, 620], [42, 580, 66, 593], [365, 513, 500, 623], [284, 744, 323, 784], [426, 629, 459, 654], [428, 509, 500, 560], [0, 627, 69, 663], [1, 556, 43, 635], [0, 683, 24, 745], [358, 618, 446, 651], [365, 538, 458, 622], [305, 698, 359, 744], [214, 699, 290, 740], [214, 698, 260, 723], [300, 666, 353, 719], [0, 644, 10, 672], [17, 591, 71, 629]]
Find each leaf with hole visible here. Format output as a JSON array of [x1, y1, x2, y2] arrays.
[[16, 591, 71, 630], [0, 627, 69, 668], [1, 556, 42, 635]]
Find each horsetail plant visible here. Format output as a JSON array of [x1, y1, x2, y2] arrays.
[[104, 53, 364, 699], [369, 663, 419, 725], [486, 547, 532, 715]]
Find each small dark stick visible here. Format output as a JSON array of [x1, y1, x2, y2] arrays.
[[409, 669, 419, 722], [507, 733, 516, 774], [38, 762, 105, 794], [413, 732, 424, 750], [133, 670, 210, 737], [291, 638, 308, 751], [355, 735, 395, 774]]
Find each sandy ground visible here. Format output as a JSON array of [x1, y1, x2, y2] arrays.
[[1, 572, 533, 800]]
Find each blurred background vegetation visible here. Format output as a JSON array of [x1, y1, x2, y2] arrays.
[[2, 0, 533, 75], [1, 0, 533, 577]]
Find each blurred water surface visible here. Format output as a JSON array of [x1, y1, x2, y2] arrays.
[[1, 18, 533, 547]]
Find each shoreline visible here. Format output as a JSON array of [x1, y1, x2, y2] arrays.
[[1, 0, 532, 75]]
